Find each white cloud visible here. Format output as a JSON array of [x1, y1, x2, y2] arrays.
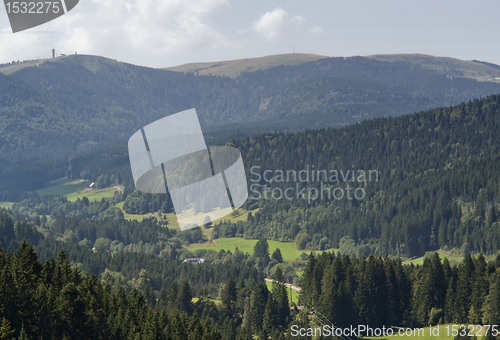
[[290, 15, 305, 26], [0, 0, 229, 65], [252, 7, 287, 40], [310, 25, 324, 36], [252, 8, 305, 41]]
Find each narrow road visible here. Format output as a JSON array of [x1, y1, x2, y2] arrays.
[[265, 278, 301, 292]]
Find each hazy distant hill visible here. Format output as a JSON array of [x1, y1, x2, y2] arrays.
[[2, 53, 500, 192], [165, 52, 500, 83], [162, 53, 327, 78], [366, 53, 500, 82]]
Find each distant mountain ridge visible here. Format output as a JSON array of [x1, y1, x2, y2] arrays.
[[366, 53, 500, 82], [163, 52, 500, 82], [2, 53, 500, 192], [4, 52, 500, 82], [162, 53, 327, 78]]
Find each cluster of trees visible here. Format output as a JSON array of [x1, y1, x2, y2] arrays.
[[5, 205, 500, 339], [122, 191, 173, 215], [0, 210, 300, 339], [4, 231, 500, 339], [299, 251, 500, 333], [0, 207, 266, 303], [0, 241, 254, 340], [12, 195, 124, 222], [0, 209, 42, 250]]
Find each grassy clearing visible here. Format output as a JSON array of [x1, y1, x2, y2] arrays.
[[192, 297, 221, 305], [187, 237, 337, 262], [36, 179, 88, 197], [0, 202, 14, 209], [0, 56, 72, 75], [217, 208, 258, 224], [265, 280, 299, 305], [122, 209, 180, 230], [0, 60, 43, 75], [117, 202, 179, 227], [365, 324, 489, 339], [122, 210, 160, 222], [404, 249, 472, 267], [32, 177, 120, 202], [405, 253, 457, 266], [119, 204, 256, 234], [67, 187, 118, 202]]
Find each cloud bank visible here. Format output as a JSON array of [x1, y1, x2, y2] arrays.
[[252, 7, 305, 41], [0, 0, 229, 65]]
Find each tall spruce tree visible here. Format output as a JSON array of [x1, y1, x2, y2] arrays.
[[177, 281, 194, 315], [484, 271, 500, 325], [271, 267, 289, 328]]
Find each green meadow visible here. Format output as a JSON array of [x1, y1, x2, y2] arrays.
[[35, 179, 88, 197], [0, 202, 14, 209], [403, 249, 491, 267], [66, 187, 118, 202], [192, 297, 221, 305], [33, 178, 120, 202], [187, 237, 337, 262]]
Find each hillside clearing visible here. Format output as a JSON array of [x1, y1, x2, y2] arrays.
[[33, 178, 120, 202], [187, 237, 337, 262]]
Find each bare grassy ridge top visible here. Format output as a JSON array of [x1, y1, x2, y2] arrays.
[[162, 53, 328, 78]]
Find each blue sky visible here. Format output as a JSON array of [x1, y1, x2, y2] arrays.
[[1, 0, 499, 68]]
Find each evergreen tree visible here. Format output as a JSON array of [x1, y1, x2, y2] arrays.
[[16, 326, 28, 340], [445, 275, 459, 323], [254, 239, 270, 267], [250, 283, 269, 334], [271, 267, 289, 328], [57, 282, 89, 340], [298, 253, 317, 308], [455, 255, 474, 323], [0, 318, 14, 340], [177, 281, 194, 315], [221, 317, 237, 340], [484, 271, 500, 325], [221, 275, 237, 318], [470, 254, 488, 324], [271, 249, 284, 263], [354, 272, 376, 326], [262, 298, 275, 335]]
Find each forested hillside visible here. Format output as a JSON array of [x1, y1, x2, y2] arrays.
[[0, 207, 301, 339], [216, 94, 500, 256], [299, 252, 500, 334], [2, 54, 500, 193], [1, 207, 500, 339], [8, 94, 500, 257]]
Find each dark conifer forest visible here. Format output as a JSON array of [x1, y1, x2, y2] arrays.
[[2, 208, 500, 339]]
